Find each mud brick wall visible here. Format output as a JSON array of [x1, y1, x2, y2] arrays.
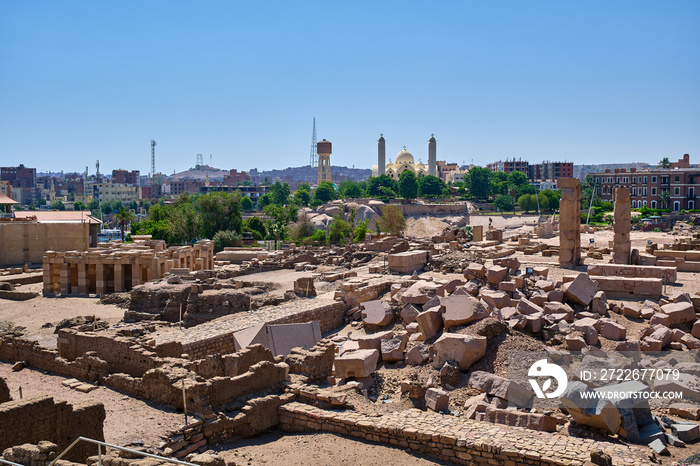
[[279, 402, 651, 466], [181, 333, 237, 361], [186, 344, 274, 379], [57, 329, 160, 377], [0, 336, 107, 382], [267, 301, 346, 334], [0, 396, 105, 463]]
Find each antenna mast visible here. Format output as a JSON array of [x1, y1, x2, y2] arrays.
[[309, 117, 317, 167], [151, 140, 157, 177]]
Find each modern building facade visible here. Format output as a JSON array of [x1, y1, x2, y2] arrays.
[[590, 155, 697, 211]]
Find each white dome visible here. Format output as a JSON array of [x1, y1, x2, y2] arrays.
[[396, 149, 414, 165]]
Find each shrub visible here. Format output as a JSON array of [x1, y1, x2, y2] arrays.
[[353, 219, 368, 242], [212, 230, 242, 253], [329, 214, 353, 243], [378, 204, 406, 235]]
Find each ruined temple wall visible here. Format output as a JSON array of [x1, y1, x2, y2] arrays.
[[0, 396, 105, 463]]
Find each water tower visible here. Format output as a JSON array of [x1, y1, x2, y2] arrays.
[[317, 139, 332, 184]]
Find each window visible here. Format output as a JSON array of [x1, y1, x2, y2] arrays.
[[596, 177, 600, 185], [689, 201, 695, 210], [675, 176, 680, 182], [616, 177, 620, 184], [661, 176, 669, 184], [631, 187, 636, 196], [595, 187, 600, 194], [632, 200, 636, 208], [652, 176, 657, 183], [608, 177, 613, 183], [644, 176, 648, 184], [690, 187, 695, 197], [623, 177, 629, 183], [643, 187, 647, 196], [643, 200, 647, 207], [651, 187, 657, 195], [651, 200, 656, 209], [675, 187, 680, 196], [674, 201, 680, 211], [632, 177, 637, 184]]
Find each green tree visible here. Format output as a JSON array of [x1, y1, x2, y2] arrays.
[[493, 194, 514, 213], [244, 217, 267, 239], [339, 180, 363, 199], [293, 185, 311, 206], [328, 213, 353, 243], [518, 194, 538, 213], [37, 198, 47, 206], [263, 204, 291, 241], [469, 167, 492, 200], [257, 194, 271, 209], [507, 171, 529, 189], [418, 175, 444, 197], [212, 230, 241, 252], [490, 172, 509, 196], [353, 219, 368, 242], [241, 195, 253, 211], [399, 170, 418, 200], [72, 201, 87, 211], [366, 175, 398, 197], [377, 204, 406, 235], [114, 206, 137, 241], [314, 181, 338, 203], [269, 181, 291, 205], [196, 191, 242, 239], [50, 200, 65, 211], [658, 157, 672, 169], [659, 190, 671, 210]]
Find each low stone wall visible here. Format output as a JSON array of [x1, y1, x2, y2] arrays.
[[278, 402, 651, 466], [587, 263, 677, 284], [0, 396, 105, 463], [589, 276, 663, 299]]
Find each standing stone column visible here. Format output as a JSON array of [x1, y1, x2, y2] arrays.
[[612, 187, 631, 265], [558, 178, 581, 268], [43, 262, 54, 295], [96, 263, 105, 296], [114, 262, 124, 293], [77, 264, 87, 295], [60, 263, 70, 295]]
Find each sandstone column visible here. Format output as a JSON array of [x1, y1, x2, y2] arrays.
[[612, 187, 631, 265], [558, 178, 581, 268], [472, 225, 483, 242], [114, 262, 124, 293], [96, 264, 104, 296], [43, 262, 54, 295], [60, 263, 70, 295], [77, 263, 87, 294]]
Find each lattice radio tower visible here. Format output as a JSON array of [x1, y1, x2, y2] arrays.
[[150, 140, 156, 177], [309, 117, 317, 167]]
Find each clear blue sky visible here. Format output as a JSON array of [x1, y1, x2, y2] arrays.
[[1, 1, 699, 175]]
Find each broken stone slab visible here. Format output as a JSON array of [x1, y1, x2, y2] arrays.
[[670, 403, 700, 421], [664, 432, 686, 447], [441, 295, 488, 329], [479, 289, 510, 309], [354, 330, 394, 353], [466, 370, 534, 408], [672, 422, 700, 442], [439, 361, 460, 387], [600, 319, 627, 341], [563, 273, 598, 306], [360, 300, 394, 327], [543, 302, 574, 321], [445, 279, 466, 293], [381, 334, 407, 362], [432, 334, 487, 371], [660, 301, 695, 326], [425, 387, 449, 412], [404, 344, 429, 366], [517, 298, 544, 316], [400, 280, 444, 305], [647, 439, 668, 455], [559, 381, 621, 435], [416, 306, 443, 340], [464, 263, 486, 280], [481, 404, 557, 432], [400, 304, 421, 324], [486, 265, 508, 285], [622, 303, 642, 319], [334, 349, 379, 379], [525, 313, 544, 333]]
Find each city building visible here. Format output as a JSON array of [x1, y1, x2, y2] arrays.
[[199, 185, 270, 205], [373, 135, 438, 179], [1, 164, 36, 188], [590, 154, 697, 211], [223, 169, 251, 185], [437, 161, 459, 182], [112, 169, 140, 185], [537, 161, 573, 180], [92, 183, 142, 203], [168, 179, 206, 196], [487, 158, 529, 175]]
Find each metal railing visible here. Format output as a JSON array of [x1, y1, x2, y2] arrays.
[[47, 437, 197, 466], [0, 459, 25, 466]]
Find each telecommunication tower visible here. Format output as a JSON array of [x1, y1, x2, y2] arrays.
[[96, 160, 101, 182], [309, 117, 317, 167], [151, 140, 157, 177], [196, 154, 204, 166]]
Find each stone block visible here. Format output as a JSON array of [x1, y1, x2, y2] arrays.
[[517, 298, 544, 316], [660, 301, 695, 326], [466, 370, 534, 407], [441, 295, 487, 329], [354, 330, 394, 353], [589, 276, 663, 299], [400, 304, 420, 324], [387, 250, 428, 274], [293, 277, 316, 297], [432, 334, 487, 371], [381, 335, 407, 362], [464, 262, 486, 279], [334, 349, 379, 379], [563, 273, 598, 306], [425, 387, 449, 412], [622, 303, 642, 319], [479, 289, 510, 309], [400, 280, 444, 305], [692, 321, 700, 339], [600, 320, 626, 341], [670, 403, 700, 420], [416, 307, 443, 339], [404, 344, 429, 366], [486, 265, 508, 285], [672, 423, 700, 442], [360, 300, 393, 327]]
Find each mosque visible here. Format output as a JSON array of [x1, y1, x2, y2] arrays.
[[371, 134, 437, 180]]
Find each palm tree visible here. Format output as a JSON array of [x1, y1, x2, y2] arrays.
[[658, 157, 672, 169], [659, 190, 671, 210], [114, 206, 137, 241]]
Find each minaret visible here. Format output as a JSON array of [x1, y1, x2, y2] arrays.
[[378, 134, 386, 176], [428, 134, 437, 177]]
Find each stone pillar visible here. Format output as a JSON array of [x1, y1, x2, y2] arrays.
[[558, 178, 581, 268], [378, 134, 385, 176], [77, 264, 88, 294], [194, 257, 204, 271], [132, 260, 141, 289], [114, 262, 124, 293], [472, 225, 483, 242], [96, 264, 105, 296], [428, 134, 437, 177], [43, 263, 53, 295], [612, 187, 631, 265], [59, 263, 70, 295]]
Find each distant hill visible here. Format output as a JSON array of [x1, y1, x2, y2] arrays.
[[171, 165, 228, 181], [254, 165, 371, 183]]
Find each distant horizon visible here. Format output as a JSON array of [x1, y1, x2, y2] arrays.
[[2, 1, 698, 174]]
